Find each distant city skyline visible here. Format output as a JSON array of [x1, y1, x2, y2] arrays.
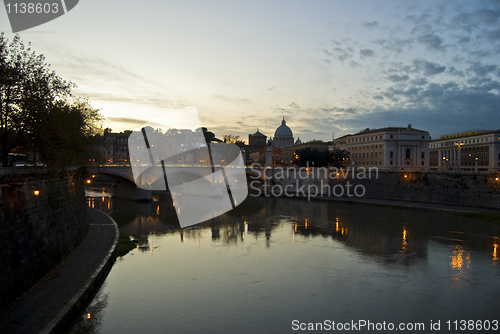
[[1, 0, 499, 142]]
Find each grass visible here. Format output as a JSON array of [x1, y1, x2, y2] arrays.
[[116, 233, 141, 257]]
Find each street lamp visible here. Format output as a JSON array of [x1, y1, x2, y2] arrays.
[[454, 141, 463, 170]]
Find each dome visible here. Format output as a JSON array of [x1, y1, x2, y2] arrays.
[[295, 137, 302, 145], [274, 118, 293, 138]]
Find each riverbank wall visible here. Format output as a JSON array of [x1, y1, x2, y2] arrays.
[[252, 168, 500, 210], [0, 168, 89, 307]]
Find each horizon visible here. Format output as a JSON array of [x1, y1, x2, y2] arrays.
[[1, 0, 499, 143]]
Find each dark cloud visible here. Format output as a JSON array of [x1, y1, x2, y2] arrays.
[[359, 49, 375, 59], [349, 60, 361, 68], [413, 59, 446, 76], [417, 33, 445, 51], [452, 8, 500, 32], [331, 47, 351, 63], [409, 77, 428, 86], [467, 61, 498, 76], [362, 21, 379, 29], [107, 117, 148, 127], [458, 36, 471, 44], [487, 29, 500, 40], [388, 74, 410, 82], [373, 95, 384, 100], [448, 66, 465, 77], [266, 86, 275, 91]]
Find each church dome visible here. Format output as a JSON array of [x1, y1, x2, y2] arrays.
[[274, 118, 293, 138]]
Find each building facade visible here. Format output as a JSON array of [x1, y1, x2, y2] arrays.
[[429, 130, 500, 171], [334, 125, 430, 170], [248, 144, 281, 166]]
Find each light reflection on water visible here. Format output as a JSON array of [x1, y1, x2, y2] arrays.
[[75, 187, 500, 333]]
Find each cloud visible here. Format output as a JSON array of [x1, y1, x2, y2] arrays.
[[451, 8, 500, 32], [417, 33, 445, 51], [266, 86, 275, 91], [331, 47, 352, 63], [107, 117, 149, 127], [413, 59, 446, 76], [388, 74, 410, 82], [448, 66, 465, 77], [467, 61, 498, 76], [458, 36, 471, 44], [359, 49, 375, 59], [362, 21, 379, 29], [373, 37, 414, 53], [213, 95, 253, 103], [487, 29, 500, 40]]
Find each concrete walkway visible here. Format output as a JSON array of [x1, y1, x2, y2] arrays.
[[0, 209, 119, 334], [316, 195, 500, 214]]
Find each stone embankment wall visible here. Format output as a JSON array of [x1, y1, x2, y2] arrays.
[[255, 168, 500, 210], [0, 169, 88, 307]]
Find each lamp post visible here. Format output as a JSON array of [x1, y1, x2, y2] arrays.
[[454, 141, 463, 171]]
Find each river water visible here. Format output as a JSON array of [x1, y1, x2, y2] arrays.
[[72, 187, 500, 333]]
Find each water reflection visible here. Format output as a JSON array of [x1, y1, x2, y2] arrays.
[[77, 186, 500, 333], [70, 288, 109, 334], [85, 186, 499, 265]]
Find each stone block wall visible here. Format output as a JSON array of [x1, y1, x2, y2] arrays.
[[0, 169, 89, 307]]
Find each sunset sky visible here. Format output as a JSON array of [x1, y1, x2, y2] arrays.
[[1, 0, 499, 142]]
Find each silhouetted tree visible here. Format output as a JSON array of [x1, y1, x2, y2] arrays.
[[295, 147, 330, 167], [330, 148, 350, 167]]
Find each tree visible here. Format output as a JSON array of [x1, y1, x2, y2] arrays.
[[37, 98, 103, 169], [222, 134, 245, 149], [295, 147, 330, 167], [330, 149, 350, 168], [0, 33, 74, 165], [0, 33, 102, 169]]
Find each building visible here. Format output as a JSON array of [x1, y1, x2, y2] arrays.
[[248, 130, 267, 151], [248, 143, 281, 166], [429, 130, 500, 171], [335, 124, 430, 170], [270, 118, 294, 149], [88, 130, 132, 164]]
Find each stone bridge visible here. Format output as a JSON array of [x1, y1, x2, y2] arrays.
[[90, 165, 263, 201]]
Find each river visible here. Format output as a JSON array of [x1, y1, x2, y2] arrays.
[[71, 186, 500, 333]]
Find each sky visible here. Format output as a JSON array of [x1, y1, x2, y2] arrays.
[[1, 0, 500, 142]]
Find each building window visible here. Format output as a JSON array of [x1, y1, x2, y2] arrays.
[[375, 152, 377, 158], [421, 152, 425, 159], [390, 151, 393, 158], [406, 148, 410, 159], [421, 136, 424, 139], [390, 135, 393, 139], [390, 161, 393, 165], [406, 161, 410, 165], [380, 160, 382, 165], [421, 161, 424, 166]]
